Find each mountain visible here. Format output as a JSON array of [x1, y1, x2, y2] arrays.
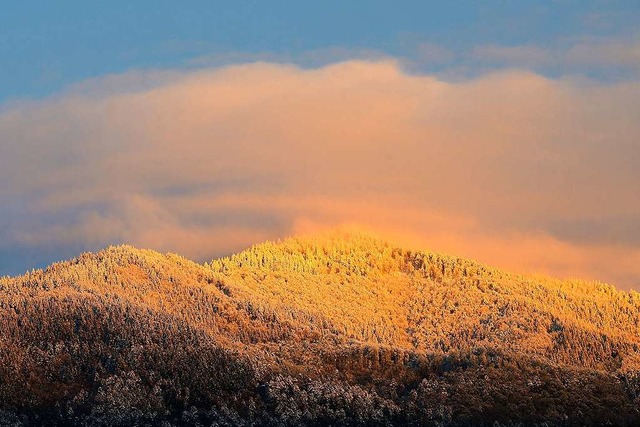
[[1, 230, 639, 426]]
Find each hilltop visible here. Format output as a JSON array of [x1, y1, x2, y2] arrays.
[[1, 230, 639, 426]]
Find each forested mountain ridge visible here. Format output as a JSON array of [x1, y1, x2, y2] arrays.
[[1, 230, 639, 426]]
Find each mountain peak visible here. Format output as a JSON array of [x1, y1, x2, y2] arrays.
[[3, 232, 640, 425]]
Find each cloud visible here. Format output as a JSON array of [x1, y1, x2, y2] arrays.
[[472, 44, 553, 67], [1, 60, 640, 289], [471, 39, 640, 75], [413, 43, 455, 65], [566, 40, 640, 68], [187, 47, 389, 69]]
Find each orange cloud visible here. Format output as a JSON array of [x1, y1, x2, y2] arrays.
[[1, 60, 639, 288]]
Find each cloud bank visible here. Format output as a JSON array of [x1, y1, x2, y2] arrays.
[[472, 40, 640, 72], [1, 60, 639, 288]]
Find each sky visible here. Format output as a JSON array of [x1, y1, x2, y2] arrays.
[[1, 1, 640, 289]]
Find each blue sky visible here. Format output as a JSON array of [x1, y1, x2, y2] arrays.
[[2, 1, 639, 102]]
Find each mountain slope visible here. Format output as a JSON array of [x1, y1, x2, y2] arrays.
[[1, 230, 639, 426], [210, 230, 640, 370]]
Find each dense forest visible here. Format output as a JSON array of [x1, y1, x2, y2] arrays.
[[1, 230, 639, 426]]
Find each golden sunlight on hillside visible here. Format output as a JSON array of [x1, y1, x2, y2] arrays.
[[1, 229, 639, 425], [210, 229, 640, 370]]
